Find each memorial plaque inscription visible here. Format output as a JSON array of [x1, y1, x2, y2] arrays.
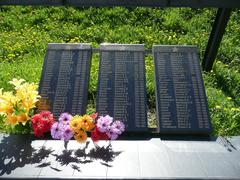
[[153, 45, 212, 134], [38, 43, 91, 118], [97, 44, 148, 132]]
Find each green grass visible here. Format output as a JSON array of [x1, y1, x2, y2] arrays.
[[0, 54, 43, 91], [0, 6, 240, 136]]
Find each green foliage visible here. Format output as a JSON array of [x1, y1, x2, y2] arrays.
[[206, 87, 240, 136], [203, 59, 240, 136], [145, 55, 156, 108], [0, 6, 240, 136], [88, 53, 99, 98], [6, 122, 32, 135], [0, 54, 42, 91], [0, 115, 5, 132], [213, 61, 240, 104]]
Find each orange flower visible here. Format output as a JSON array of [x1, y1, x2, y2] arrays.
[[74, 130, 87, 143], [81, 115, 95, 131], [5, 114, 18, 126], [17, 113, 29, 123]]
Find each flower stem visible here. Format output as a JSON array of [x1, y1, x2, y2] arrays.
[[64, 140, 69, 150]]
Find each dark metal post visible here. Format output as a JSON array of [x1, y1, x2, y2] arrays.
[[202, 8, 232, 71]]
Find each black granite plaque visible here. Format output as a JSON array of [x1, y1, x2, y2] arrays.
[[38, 43, 91, 118], [96, 44, 148, 132], [153, 45, 212, 134]]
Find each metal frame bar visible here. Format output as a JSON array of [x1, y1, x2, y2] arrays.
[[0, 0, 240, 7], [202, 8, 232, 71]]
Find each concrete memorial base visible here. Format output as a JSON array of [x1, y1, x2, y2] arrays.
[[1, 133, 240, 179]]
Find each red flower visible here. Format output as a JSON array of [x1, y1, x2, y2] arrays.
[[90, 112, 98, 120], [31, 111, 55, 137], [31, 114, 40, 125], [91, 127, 109, 142], [40, 111, 53, 120], [91, 128, 100, 142]]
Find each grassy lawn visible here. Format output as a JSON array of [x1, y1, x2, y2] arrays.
[[0, 6, 239, 136]]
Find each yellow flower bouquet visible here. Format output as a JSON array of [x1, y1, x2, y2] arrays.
[[0, 78, 40, 133]]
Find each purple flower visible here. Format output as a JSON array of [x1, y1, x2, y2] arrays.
[[97, 115, 113, 133], [59, 113, 72, 124], [51, 122, 62, 139], [58, 121, 69, 129], [106, 126, 119, 140], [112, 121, 125, 134], [62, 126, 73, 142]]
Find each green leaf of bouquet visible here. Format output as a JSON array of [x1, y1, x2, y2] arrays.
[[13, 104, 20, 113], [29, 108, 35, 116], [10, 124, 16, 130]]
